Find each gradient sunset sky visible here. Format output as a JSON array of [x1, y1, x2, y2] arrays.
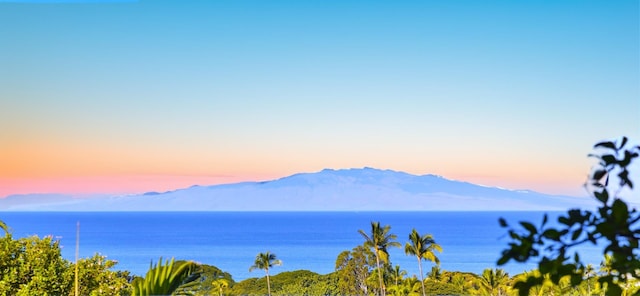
[[1, 0, 638, 198]]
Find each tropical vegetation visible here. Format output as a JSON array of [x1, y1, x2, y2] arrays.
[[1, 217, 639, 295], [0, 232, 130, 295]]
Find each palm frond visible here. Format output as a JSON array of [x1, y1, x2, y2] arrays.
[[132, 257, 198, 296]]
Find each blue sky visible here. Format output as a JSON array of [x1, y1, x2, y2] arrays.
[[0, 0, 638, 197]]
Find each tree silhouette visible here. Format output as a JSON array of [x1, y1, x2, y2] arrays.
[[498, 137, 640, 295]]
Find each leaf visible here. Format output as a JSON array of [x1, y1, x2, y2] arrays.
[[558, 216, 570, 225], [594, 190, 609, 204], [620, 150, 635, 167], [571, 229, 582, 240], [601, 154, 617, 165], [570, 273, 582, 286], [542, 229, 561, 240], [520, 222, 537, 234], [539, 258, 552, 273], [498, 218, 508, 227], [618, 170, 630, 187], [497, 255, 510, 266], [612, 199, 629, 225], [594, 141, 616, 150], [592, 169, 607, 181], [619, 136, 628, 149]]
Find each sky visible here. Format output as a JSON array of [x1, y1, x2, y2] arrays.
[[0, 0, 638, 198]]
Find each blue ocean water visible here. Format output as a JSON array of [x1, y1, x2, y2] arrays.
[[0, 211, 603, 281]]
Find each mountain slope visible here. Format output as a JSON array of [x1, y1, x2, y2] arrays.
[[1, 168, 596, 211]]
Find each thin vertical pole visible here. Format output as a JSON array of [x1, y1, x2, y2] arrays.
[[75, 221, 80, 296]]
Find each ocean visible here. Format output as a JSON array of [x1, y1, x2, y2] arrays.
[[0, 211, 603, 281]]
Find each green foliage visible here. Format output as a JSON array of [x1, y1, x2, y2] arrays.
[[228, 277, 263, 295], [392, 264, 408, 287], [229, 270, 339, 296], [498, 137, 640, 296], [448, 271, 479, 295], [131, 257, 198, 296], [72, 253, 131, 296], [209, 278, 230, 296], [359, 221, 402, 296], [335, 245, 376, 295], [477, 268, 510, 296], [272, 270, 339, 296], [427, 266, 442, 282], [0, 234, 71, 295], [0, 220, 8, 236], [423, 279, 466, 296], [172, 262, 234, 296], [0, 232, 129, 296]]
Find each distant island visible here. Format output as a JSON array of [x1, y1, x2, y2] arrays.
[[1, 168, 596, 211]]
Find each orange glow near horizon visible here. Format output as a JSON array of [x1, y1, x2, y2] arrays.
[[0, 167, 589, 198], [0, 129, 604, 198]]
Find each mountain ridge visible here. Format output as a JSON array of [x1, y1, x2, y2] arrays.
[[0, 167, 596, 211]]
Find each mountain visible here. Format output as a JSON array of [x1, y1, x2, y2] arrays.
[[0, 168, 597, 211]]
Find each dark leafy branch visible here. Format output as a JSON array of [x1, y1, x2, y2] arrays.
[[498, 137, 640, 296]]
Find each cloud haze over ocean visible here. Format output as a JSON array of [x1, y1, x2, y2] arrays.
[[0, 0, 638, 199]]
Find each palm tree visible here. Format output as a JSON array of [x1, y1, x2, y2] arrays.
[[427, 265, 442, 282], [359, 221, 401, 296], [451, 273, 471, 295], [211, 278, 229, 296], [478, 268, 509, 296], [404, 229, 442, 296], [249, 251, 282, 296], [392, 264, 407, 288]]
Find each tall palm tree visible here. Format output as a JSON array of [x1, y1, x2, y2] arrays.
[[359, 221, 401, 296], [249, 251, 282, 296], [404, 229, 442, 296]]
